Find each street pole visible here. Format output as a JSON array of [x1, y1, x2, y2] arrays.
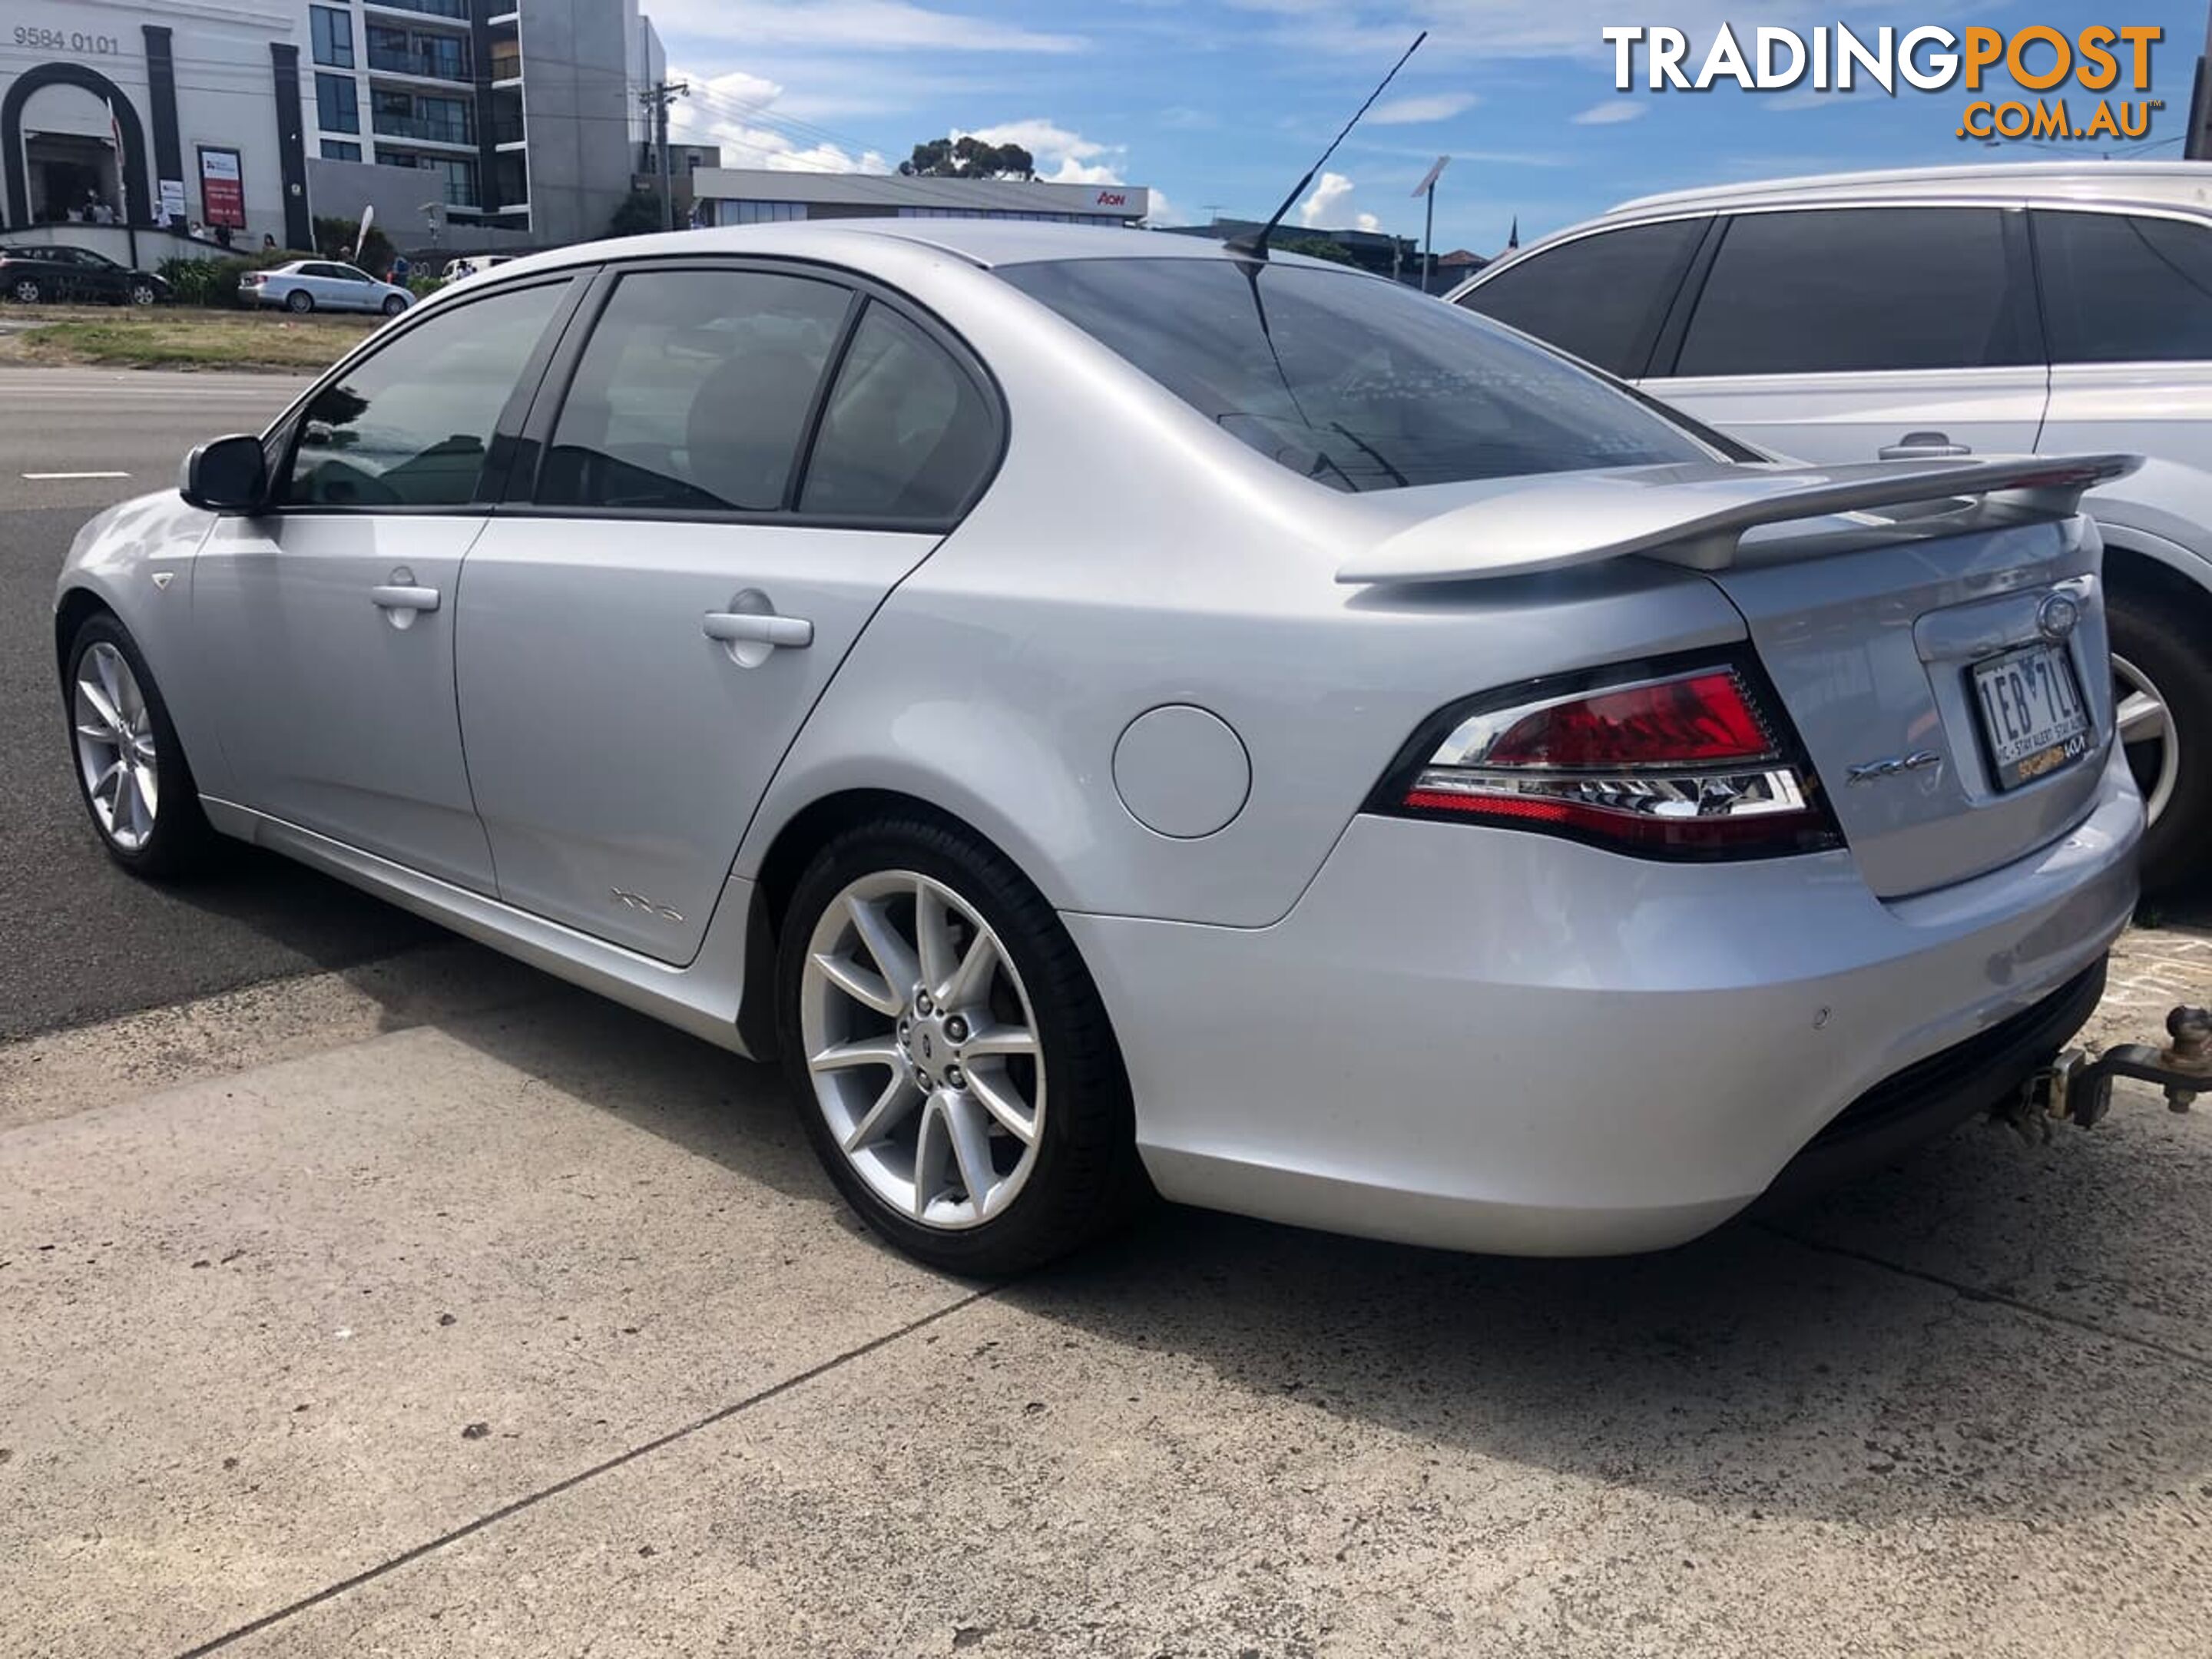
[[1422, 182, 1434, 293], [640, 79, 689, 231]]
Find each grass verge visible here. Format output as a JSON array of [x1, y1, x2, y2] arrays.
[[0, 308, 377, 371]]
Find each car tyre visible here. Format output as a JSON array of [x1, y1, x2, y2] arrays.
[[64, 612, 221, 880], [2108, 588, 2212, 896], [381, 293, 407, 317], [285, 289, 313, 313], [777, 814, 1148, 1274], [129, 282, 157, 306], [10, 277, 38, 303]]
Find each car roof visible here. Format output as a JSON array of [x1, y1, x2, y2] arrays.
[[1609, 161, 2212, 218], [478, 218, 1316, 283]]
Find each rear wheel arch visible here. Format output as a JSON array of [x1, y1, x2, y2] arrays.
[[2098, 534, 2212, 894], [739, 789, 1068, 1058]]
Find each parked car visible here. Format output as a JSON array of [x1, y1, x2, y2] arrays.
[[241, 260, 411, 316], [1448, 161, 2212, 894], [0, 244, 170, 306], [439, 254, 518, 286], [55, 223, 2141, 1273]]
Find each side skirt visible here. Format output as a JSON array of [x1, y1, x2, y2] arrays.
[[200, 798, 758, 1057]]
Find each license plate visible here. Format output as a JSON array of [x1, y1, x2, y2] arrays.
[[1971, 642, 2093, 790]]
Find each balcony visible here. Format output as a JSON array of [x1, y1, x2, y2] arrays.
[[364, 0, 470, 24], [371, 111, 475, 147], [366, 43, 472, 82]]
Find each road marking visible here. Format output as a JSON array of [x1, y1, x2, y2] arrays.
[[22, 469, 130, 479]]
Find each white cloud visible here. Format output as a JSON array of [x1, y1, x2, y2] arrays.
[[647, 0, 1084, 53], [1354, 211, 1380, 232], [1144, 187, 1182, 226], [1300, 170, 1354, 227], [961, 120, 1127, 185], [1369, 91, 1478, 125], [671, 68, 893, 173], [1571, 100, 1647, 125]]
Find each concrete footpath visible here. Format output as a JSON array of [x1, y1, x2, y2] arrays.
[[4, 932, 2211, 1657]]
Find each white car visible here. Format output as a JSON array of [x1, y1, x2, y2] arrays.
[[1449, 162, 2212, 893], [57, 223, 2141, 1272], [241, 260, 411, 316], [439, 254, 517, 286]]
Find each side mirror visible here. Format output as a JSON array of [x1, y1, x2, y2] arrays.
[[180, 434, 269, 512]]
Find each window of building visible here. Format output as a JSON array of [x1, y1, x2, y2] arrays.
[[800, 303, 995, 520], [321, 140, 363, 162], [2035, 210, 2212, 365], [720, 200, 806, 225], [1455, 219, 1705, 379], [1673, 207, 2033, 377], [282, 283, 566, 509], [535, 269, 852, 512], [314, 72, 359, 135], [311, 6, 353, 68]]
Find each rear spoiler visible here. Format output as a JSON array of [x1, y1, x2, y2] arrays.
[[1336, 453, 2141, 585]]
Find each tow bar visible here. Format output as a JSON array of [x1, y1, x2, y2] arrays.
[[2002, 1005, 2212, 1141]]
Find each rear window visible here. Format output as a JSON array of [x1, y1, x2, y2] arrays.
[[996, 257, 1714, 492], [2034, 210, 2212, 364], [1456, 219, 1705, 376]]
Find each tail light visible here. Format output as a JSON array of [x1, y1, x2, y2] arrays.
[[1374, 657, 1841, 859]]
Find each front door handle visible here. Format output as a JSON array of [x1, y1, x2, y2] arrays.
[[704, 611, 812, 649], [1878, 431, 1972, 460], [370, 584, 441, 612]]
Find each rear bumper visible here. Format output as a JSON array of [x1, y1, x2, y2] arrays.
[[1066, 745, 2141, 1256]]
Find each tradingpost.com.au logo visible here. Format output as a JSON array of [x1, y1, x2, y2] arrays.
[[1601, 25, 2165, 143]]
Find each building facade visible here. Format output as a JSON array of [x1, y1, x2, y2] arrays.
[[2, 0, 314, 247], [302, 0, 661, 246], [691, 169, 1153, 229]]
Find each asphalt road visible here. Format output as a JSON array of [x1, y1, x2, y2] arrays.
[[0, 367, 436, 1041]]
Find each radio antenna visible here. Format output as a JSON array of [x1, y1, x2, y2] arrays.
[[1228, 31, 1427, 261]]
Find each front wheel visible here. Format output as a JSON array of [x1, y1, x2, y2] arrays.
[[777, 815, 1146, 1274], [2108, 588, 2212, 896], [10, 277, 38, 303], [65, 613, 220, 879], [381, 293, 407, 317], [285, 289, 313, 314], [129, 282, 157, 306]]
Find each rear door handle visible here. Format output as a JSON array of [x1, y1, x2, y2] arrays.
[[704, 611, 812, 649], [370, 584, 441, 612], [1878, 431, 1972, 460]]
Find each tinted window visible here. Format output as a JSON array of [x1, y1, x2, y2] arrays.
[[538, 269, 849, 512], [1675, 208, 2032, 376], [282, 282, 565, 508], [800, 303, 994, 519], [998, 257, 1711, 492], [2035, 210, 2212, 364], [1457, 220, 1703, 377]]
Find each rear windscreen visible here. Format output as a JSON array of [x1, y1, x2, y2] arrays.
[[996, 256, 1715, 492]]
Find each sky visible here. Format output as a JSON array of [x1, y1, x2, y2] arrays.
[[654, 2, 2208, 253]]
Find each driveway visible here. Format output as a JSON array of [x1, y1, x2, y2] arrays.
[[4, 925, 2209, 1657]]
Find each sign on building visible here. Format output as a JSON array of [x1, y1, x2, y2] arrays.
[[197, 146, 244, 228]]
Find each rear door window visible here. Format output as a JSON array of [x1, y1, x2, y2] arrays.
[[1674, 207, 2035, 376], [799, 301, 995, 520], [2034, 209, 2212, 364], [536, 267, 852, 512], [1455, 219, 1704, 377]]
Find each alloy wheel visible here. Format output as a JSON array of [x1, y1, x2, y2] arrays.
[[73, 641, 159, 852], [11, 279, 38, 303], [799, 869, 1045, 1230], [2114, 653, 2179, 827], [131, 283, 155, 306]]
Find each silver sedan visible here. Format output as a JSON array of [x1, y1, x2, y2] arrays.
[[54, 222, 2142, 1272]]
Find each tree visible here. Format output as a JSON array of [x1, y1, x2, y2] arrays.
[[605, 188, 664, 237], [899, 134, 1035, 180], [1279, 236, 1359, 266]]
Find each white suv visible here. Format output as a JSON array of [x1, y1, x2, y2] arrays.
[[1449, 162, 2212, 893]]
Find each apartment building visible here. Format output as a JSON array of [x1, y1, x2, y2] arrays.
[[303, 0, 660, 244]]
